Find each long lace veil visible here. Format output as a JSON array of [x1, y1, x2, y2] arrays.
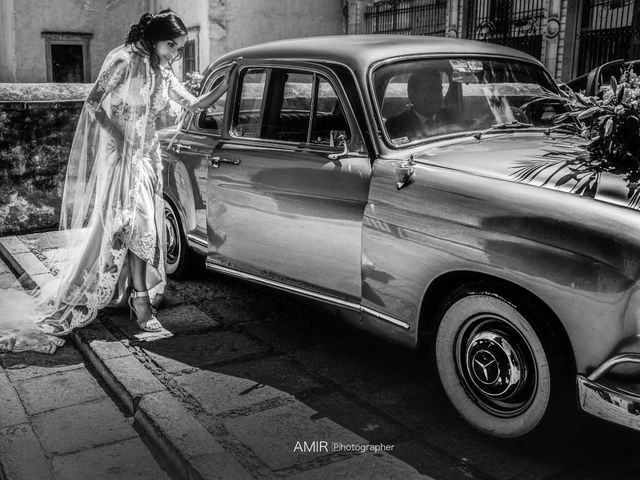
[[0, 43, 163, 354]]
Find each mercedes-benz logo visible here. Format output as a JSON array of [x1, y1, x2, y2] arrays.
[[471, 351, 499, 384]]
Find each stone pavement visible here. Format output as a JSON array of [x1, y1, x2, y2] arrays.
[[0, 232, 433, 480], [0, 252, 175, 479]]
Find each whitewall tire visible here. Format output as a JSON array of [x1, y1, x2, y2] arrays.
[[434, 282, 580, 441]]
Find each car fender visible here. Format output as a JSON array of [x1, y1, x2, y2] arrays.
[[362, 158, 640, 374], [162, 152, 197, 234]]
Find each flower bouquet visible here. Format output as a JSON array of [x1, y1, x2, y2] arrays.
[[511, 65, 640, 208]]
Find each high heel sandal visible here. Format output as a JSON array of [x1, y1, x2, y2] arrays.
[[128, 289, 163, 332]]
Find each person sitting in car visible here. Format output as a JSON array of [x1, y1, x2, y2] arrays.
[[385, 68, 453, 142]]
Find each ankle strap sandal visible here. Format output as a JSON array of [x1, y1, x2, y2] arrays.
[[128, 289, 163, 332]]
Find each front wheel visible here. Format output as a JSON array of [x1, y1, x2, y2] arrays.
[[433, 282, 580, 441]]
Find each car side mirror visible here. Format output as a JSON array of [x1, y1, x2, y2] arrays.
[[395, 155, 415, 190]]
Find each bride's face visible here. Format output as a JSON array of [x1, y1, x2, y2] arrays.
[[154, 35, 187, 65]]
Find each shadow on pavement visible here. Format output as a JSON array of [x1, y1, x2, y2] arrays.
[[101, 267, 640, 480]]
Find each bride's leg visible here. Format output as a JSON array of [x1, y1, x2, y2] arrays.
[[129, 249, 147, 292], [128, 250, 162, 330]]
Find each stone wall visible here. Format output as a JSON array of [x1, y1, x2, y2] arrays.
[[0, 102, 79, 234], [0, 83, 179, 235]]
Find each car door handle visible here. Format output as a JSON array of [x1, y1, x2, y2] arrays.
[[171, 142, 192, 153], [209, 155, 241, 168]]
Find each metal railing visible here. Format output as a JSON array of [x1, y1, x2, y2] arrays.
[[465, 0, 545, 59], [364, 0, 447, 36], [576, 0, 637, 75]]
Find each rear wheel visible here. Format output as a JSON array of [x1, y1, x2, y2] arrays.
[[164, 197, 198, 278], [433, 282, 580, 441]]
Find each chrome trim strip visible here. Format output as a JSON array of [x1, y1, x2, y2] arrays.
[[207, 261, 360, 311], [361, 305, 410, 330], [187, 233, 207, 248], [587, 353, 640, 381], [206, 260, 411, 329]]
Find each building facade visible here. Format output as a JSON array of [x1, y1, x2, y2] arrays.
[[348, 0, 640, 81], [3, 0, 636, 85], [0, 0, 346, 83]]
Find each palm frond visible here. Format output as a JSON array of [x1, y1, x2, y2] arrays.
[[509, 157, 572, 184]]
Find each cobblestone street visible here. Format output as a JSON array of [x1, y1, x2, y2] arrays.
[[3, 231, 640, 480], [5, 1, 640, 478], [0, 256, 176, 480], [151, 268, 640, 480]]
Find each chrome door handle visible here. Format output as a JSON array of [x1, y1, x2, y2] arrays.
[[209, 155, 241, 168], [171, 142, 192, 153]]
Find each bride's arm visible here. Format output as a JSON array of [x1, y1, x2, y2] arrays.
[[193, 80, 228, 110], [168, 62, 236, 112], [92, 109, 126, 146], [85, 54, 129, 145]]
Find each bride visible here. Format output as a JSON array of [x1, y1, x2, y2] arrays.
[[0, 9, 231, 354]]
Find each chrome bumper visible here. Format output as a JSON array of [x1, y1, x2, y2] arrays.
[[577, 353, 640, 431]]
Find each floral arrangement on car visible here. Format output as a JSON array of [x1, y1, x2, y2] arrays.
[[184, 71, 204, 96], [558, 66, 640, 166], [162, 71, 205, 130], [510, 65, 640, 209]]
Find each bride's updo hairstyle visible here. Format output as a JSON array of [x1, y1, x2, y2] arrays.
[[125, 9, 188, 71]]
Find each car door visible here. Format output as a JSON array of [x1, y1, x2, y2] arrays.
[[169, 68, 228, 241], [206, 62, 371, 302], [586, 59, 624, 96]]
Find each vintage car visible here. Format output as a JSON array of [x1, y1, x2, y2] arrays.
[[158, 35, 640, 441], [565, 58, 640, 96]]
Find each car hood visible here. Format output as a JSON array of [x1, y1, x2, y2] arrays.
[[414, 132, 640, 211]]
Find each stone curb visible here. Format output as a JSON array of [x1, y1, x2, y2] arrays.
[[0, 235, 252, 480], [2, 234, 435, 480], [0, 236, 37, 291], [72, 328, 231, 480]]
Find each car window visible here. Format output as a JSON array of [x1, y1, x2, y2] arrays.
[[231, 68, 267, 138], [263, 71, 314, 142], [597, 62, 640, 96], [197, 73, 227, 132], [242, 67, 350, 146], [373, 57, 568, 146], [598, 63, 625, 87], [566, 74, 587, 93], [317, 78, 338, 113], [310, 76, 350, 146], [381, 71, 450, 121]]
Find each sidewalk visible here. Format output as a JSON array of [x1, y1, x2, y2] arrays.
[[0, 256, 174, 480], [0, 231, 434, 480]]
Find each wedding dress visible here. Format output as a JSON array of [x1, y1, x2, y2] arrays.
[[0, 42, 199, 354]]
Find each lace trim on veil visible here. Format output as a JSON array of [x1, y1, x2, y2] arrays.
[[0, 43, 167, 354]]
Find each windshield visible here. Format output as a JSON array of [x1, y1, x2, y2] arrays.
[[372, 57, 570, 146]]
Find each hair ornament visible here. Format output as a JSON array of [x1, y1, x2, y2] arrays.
[[139, 12, 153, 27]]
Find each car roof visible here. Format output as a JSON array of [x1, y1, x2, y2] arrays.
[[211, 34, 543, 74]]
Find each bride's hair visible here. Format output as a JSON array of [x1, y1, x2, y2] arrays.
[[125, 9, 188, 71]]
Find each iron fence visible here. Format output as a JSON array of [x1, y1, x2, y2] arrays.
[[465, 0, 545, 59], [575, 0, 636, 75], [364, 0, 447, 36]]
